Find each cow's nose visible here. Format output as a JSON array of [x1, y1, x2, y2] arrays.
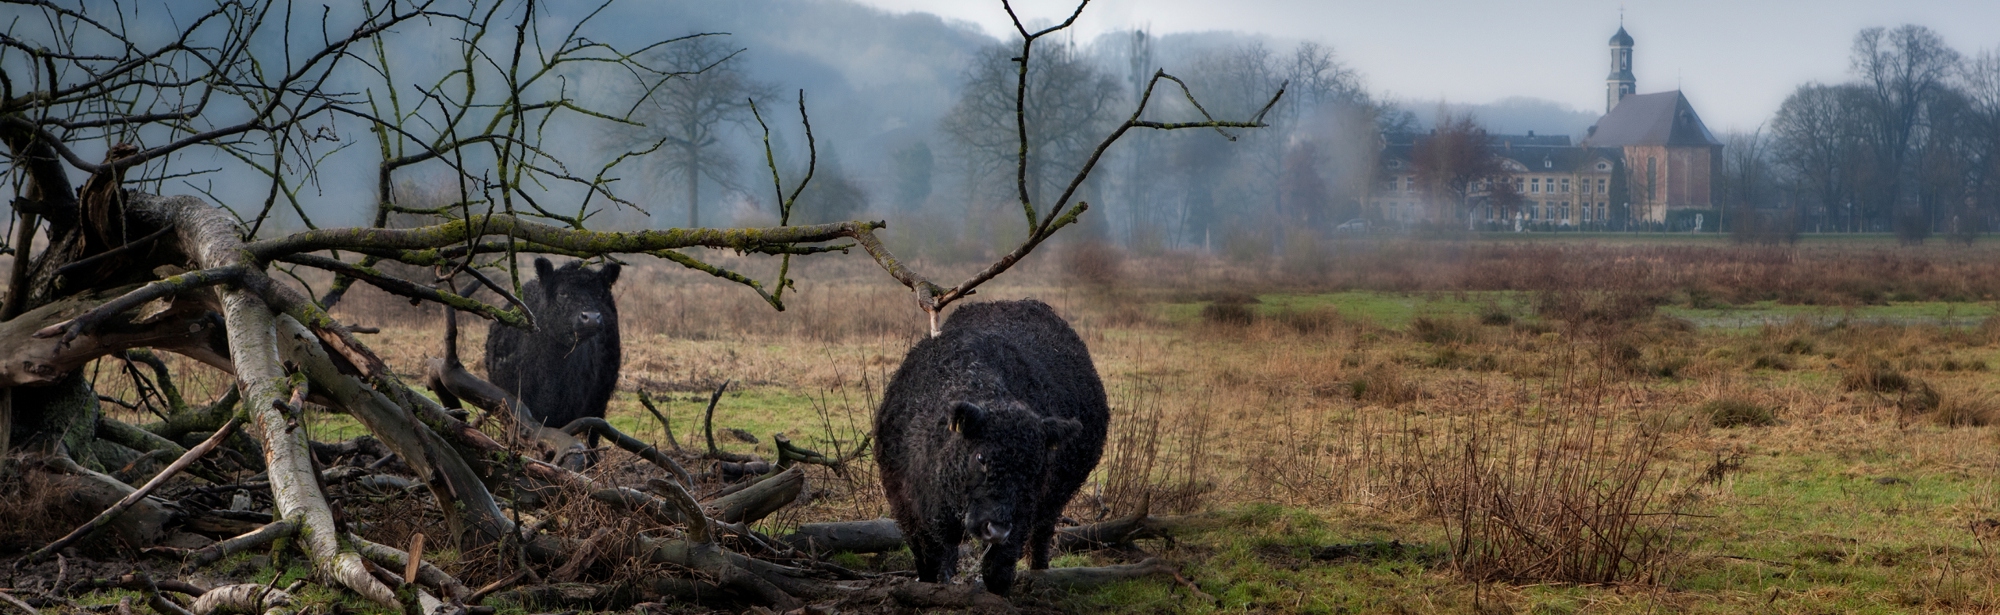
[[978, 520, 1011, 543], [578, 311, 603, 326]]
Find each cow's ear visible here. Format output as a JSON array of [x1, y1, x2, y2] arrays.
[[534, 257, 556, 280], [600, 262, 622, 287], [1042, 416, 1083, 450], [950, 401, 987, 439]]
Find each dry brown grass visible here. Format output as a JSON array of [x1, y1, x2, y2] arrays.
[[47, 238, 2000, 602]]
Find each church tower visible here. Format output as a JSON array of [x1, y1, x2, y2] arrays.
[[1606, 25, 1636, 113]]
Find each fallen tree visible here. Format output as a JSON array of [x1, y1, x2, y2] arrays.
[[0, 0, 1278, 609]]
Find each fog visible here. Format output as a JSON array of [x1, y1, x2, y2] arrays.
[[8, 0, 1994, 254]]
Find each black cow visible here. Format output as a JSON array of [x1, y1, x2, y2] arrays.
[[485, 257, 622, 439], [874, 300, 1110, 595]]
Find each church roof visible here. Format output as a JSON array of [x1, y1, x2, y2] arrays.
[[1609, 26, 1633, 46], [1582, 91, 1721, 148]]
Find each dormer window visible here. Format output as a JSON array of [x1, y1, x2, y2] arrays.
[[1596, 162, 1610, 171], [1544, 159, 1553, 169], [1388, 160, 1402, 169]]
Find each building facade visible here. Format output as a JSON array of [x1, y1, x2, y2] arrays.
[[1368, 24, 1718, 228]]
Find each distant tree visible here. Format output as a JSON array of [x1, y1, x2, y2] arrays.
[[1411, 114, 1504, 228], [1772, 83, 1872, 231], [1958, 49, 2000, 238], [942, 40, 1121, 207], [1487, 178, 1526, 226], [1849, 25, 1963, 240], [792, 152, 870, 224], [1718, 128, 1779, 226], [891, 142, 935, 212], [1280, 141, 1334, 231], [618, 35, 777, 227]]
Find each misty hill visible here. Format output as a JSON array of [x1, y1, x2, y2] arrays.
[[1395, 96, 1601, 138]]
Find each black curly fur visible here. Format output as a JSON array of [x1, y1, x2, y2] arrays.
[[874, 300, 1110, 595], [484, 257, 622, 441]]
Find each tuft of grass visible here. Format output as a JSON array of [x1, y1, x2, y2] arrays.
[[1931, 393, 1998, 427], [1200, 302, 1257, 327], [1702, 398, 1777, 428], [1842, 362, 1913, 393], [1409, 316, 1479, 345]]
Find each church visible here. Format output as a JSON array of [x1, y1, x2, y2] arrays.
[[1370, 25, 1723, 228]]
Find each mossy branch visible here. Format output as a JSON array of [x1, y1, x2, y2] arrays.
[[277, 253, 533, 328]]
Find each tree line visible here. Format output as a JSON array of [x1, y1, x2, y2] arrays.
[[1731, 25, 2000, 242]]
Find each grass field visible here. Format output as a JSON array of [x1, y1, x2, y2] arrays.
[[67, 236, 2000, 613]]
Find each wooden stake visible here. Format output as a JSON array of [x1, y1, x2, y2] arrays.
[[403, 533, 426, 585]]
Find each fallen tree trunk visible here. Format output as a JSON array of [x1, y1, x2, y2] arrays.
[[776, 512, 1216, 556], [782, 519, 905, 555], [34, 454, 178, 554], [705, 466, 805, 525]]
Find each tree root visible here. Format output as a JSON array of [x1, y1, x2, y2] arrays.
[[178, 520, 299, 567]]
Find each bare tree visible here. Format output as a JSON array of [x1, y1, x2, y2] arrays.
[[1411, 113, 1504, 228], [616, 35, 777, 227], [1850, 25, 1963, 240], [1952, 48, 2000, 238], [942, 39, 1121, 208], [1772, 83, 1873, 231]]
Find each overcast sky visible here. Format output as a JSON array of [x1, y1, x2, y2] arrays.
[[849, 0, 2000, 133]]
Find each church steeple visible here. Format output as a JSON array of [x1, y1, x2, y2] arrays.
[[1607, 23, 1636, 113]]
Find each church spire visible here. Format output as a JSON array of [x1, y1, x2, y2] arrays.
[[1607, 23, 1636, 113]]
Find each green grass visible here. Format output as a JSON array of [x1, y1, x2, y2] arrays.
[[304, 384, 865, 461], [1160, 290, 1531, 330], [1664, 300, 1997, 328]]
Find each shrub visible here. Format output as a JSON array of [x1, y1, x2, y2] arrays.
[[1749, 355, 1793, 371], [1409, 417, 1684, 584], [1842, 360, 1912, 393], [1477, 304, 1514, 326], [1200, 302, 1257, 327], [1272, 307, 1347, 336], [1702, 399, 1777, 428], [1060, 240, 1124, 289], [1410, 316, 1479, 345]]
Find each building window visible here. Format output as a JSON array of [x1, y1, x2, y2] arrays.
[[1598, 178, 1608, 192], [1530, 178, 1540, 193], [1561, 178, 1571, 193], [1404, 177, 1414, 192], [1583, 203, 1593, 221], [1561, 202, 1571, 221]]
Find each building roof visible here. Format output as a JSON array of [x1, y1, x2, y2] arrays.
[[1376, 134, 1619, 175], [1582, 91, 1721, 148], [1494, 145, 1619, 174], [1609, 26, 1633, 46]]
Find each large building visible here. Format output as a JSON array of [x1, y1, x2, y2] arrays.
[[1370, 24, 1721, 228]]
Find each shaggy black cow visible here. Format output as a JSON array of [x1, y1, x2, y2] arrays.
[[485, 258, 622, 438], [874, 300, 1110, 595]]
